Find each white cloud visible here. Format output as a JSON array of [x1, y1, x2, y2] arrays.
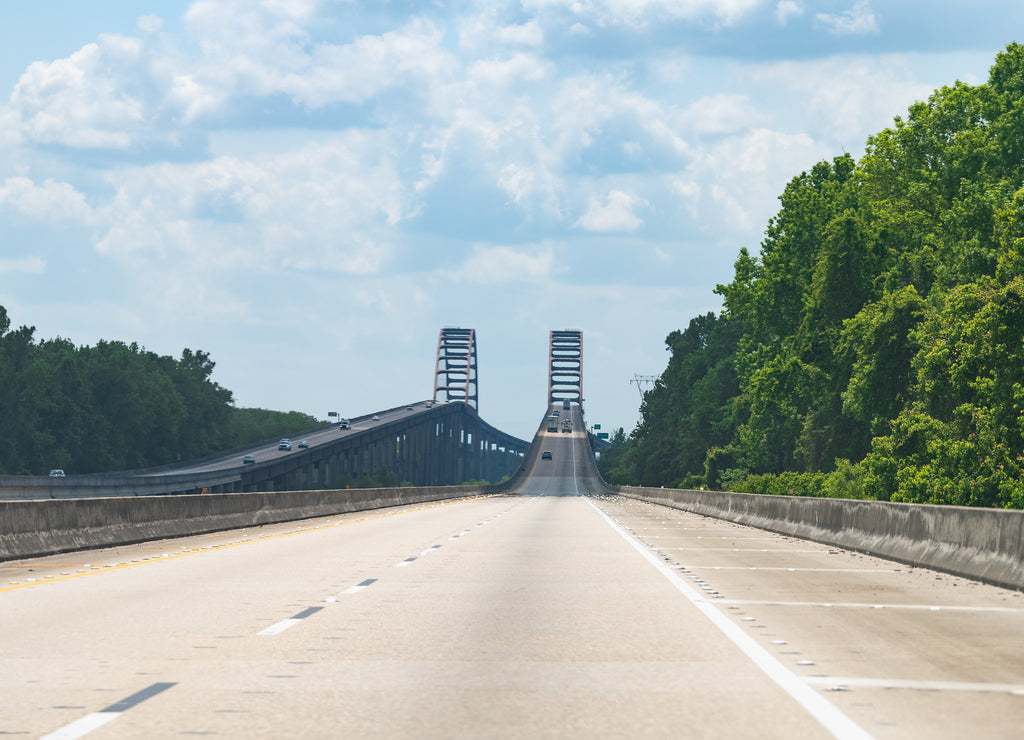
[[751, 56, 932, 143], [575, 189, 648, 232], [469, 53, 552, 89], [816, 1, 879, 36], [448, 245, 555, 284], [522, 0, 763, 28], [0, 176, 94, 223], [682, 94, 759, 135], [0, 256, 46, 275], [10, 39, 148, 149], [137, 14, 164, 34], [776, 1, 802, 26], [458, 13, 543, 56], [94, 133, 408, 271]]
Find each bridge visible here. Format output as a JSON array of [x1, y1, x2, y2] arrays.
[[0, 328, 528, 499], [2, 329, 1024, 738]]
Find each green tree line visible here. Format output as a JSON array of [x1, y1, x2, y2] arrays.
[[601, 43, 1024, 509], [0, 306, 317, 475]]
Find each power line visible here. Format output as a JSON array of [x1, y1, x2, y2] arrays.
[[630, 374, 658, 399]]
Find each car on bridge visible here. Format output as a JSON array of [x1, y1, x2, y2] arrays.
[[372, 415, 380, 421], [278, 439, 292, 451], [48, 469, 66, 477], [242, 455, 256, 464], [541, 450, 552, 460], [339, 418, 351, 429], [297, 440, 309, 448]]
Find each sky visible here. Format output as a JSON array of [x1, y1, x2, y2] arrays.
[[0, 1, 1016, 443]]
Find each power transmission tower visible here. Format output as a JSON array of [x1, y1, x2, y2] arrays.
[[630, 374, 658, 400]]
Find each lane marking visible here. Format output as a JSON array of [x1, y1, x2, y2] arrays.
[[41, 682, 176, 740], [396, 557, 417, 567], [657, 548, 831, 553], [258, 606, 324, 635], [1, 494, 500, 593], [714, 599, 1024, 614], [586, 498, 875, 740], [805, 676, 1024, 694], [340, 578, 378, 595], [686, 567, 903, 574], [420, 545, 442, 556]]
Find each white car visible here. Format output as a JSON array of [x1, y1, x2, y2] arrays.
[[278, 439, 292, 451], [48, 469, 66, 477]]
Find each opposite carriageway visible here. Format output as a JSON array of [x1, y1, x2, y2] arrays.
[[0, 326, 587, 500]]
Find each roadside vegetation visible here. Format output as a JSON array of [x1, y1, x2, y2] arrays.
[[600, 43, 1024, 509], [0, 309, 318, 476]]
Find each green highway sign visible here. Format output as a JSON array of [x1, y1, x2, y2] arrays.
[[593, 424, 601, 430], [597, 432, 609, 439]]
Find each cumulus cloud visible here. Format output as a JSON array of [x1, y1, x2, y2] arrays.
[[449, 245, 555, 284], [10, 37, 150, 149], [776, 1, 803, 26], [575, 190, 648, 232], [94, 134, 407, 271], [458, 13, 543, 55], [522, 0, 762, 28], [816, 1, 879, 36], [682, 94, 759, 135], [0, 176, 94, 223], [751, 56, 932, 143]]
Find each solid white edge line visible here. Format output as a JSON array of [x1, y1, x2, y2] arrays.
[[258, 618, 301, 635], [584, 497, 876, 740], [40, 711, 119, 740]]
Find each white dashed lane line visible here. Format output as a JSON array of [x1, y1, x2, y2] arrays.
[[334, 578, 378, 597], [40, 682, 176, 740], [258, 606, 324, 636]]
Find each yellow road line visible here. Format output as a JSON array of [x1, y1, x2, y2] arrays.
[[1, 493, 502, 593]]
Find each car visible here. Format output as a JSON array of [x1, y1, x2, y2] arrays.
[[297, 440, 309, 448], [278, 439, 292, 451], [372, 415, 380, 421], [242, 454, 256, 464], [406, 405, 414, 411], [553, 410, 559, 417], [48, 469, 66, 477], [541, 450, 552, 460], [339, 418, 351, 429]]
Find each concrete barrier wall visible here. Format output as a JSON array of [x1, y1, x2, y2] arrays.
[[615, 486, 1024, 592], [0, 484, 499, 561]]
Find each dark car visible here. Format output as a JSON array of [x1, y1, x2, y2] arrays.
[[339, 418, 351, 429], [297, 440, 309, 448], [541, 450, 552, 460]]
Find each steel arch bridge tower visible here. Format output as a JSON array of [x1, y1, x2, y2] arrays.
[[548, 329, 582, 406], [433, 327, 479, 408]]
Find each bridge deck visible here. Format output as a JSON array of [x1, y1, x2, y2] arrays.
[[2, 410, 1023, 738]]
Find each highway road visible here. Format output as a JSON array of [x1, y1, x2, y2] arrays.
[[3, 407, 1024, 738], [153, 401, 439, 475]]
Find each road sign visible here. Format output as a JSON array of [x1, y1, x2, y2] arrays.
[[593, 424, 601, 430], [597, 432, 609, 440]]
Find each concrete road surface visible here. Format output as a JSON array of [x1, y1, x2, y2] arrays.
[[2, 421, 1023, 738]]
